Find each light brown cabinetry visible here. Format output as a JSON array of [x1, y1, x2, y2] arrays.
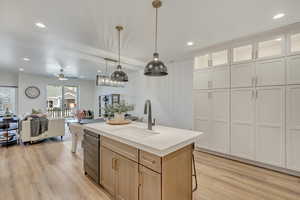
[[139, 165, 161, 200], [100, 146, 116, 196], [115, 154, 139, 200], [99, 136, 194, 200]]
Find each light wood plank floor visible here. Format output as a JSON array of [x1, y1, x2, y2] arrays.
[[1, 139, 299, 200]]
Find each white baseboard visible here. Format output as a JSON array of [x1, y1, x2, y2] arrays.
[[196, 147, 300, 178]]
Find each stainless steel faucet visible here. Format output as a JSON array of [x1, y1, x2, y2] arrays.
[[144, 99, 155, 130]]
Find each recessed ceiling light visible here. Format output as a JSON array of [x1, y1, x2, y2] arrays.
[[23, 57, 30, 61], [187, 41, 194, 46], [35, 22, 47, 28], [276, 38, 282, 41], [97, 70, 102, 73], [273, 13, 285, 20], [19, 68, 24, 72]]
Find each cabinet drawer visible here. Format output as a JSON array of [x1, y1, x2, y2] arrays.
[[140, 150, 161, 173], [101, 136, 138, 162]]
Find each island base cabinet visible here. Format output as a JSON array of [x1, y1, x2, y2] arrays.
[[162, 145, 193, 200], [139, 165, 161, 200], [115, 154, 139, 200], [100, 147, 116, 197], [100, 147, 139, 200], [100, 136, 194, 200]]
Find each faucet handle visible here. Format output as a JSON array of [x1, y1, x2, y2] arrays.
[[152, 118, 156, 126]]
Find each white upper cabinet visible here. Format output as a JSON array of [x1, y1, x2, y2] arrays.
[[255, 58, 286, 86], [211, 50, 228, 66], [231, 62, 255, 88], [287, 55, 300, 84], [255, 87, 285, 167], [233, 44, 253, 63], [257, 37, 284, 59], [286, 86, 300, 171], [290, 33, 300, 54], [194, 54, 211, 70]]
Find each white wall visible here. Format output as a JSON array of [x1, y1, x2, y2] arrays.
[[130, 60, 193, 129], [18, 73, 96, 116], [0, 70, 18, 86]]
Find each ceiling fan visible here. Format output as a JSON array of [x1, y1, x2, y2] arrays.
[[56, 69, 78, 81]]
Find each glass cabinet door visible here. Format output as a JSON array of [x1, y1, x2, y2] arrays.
[[194, 54, 210, 70], [211, 50, 228, 66], [290, 33, 300, 54], [257, 37, 284, 59], [233, 44, 253, 63]]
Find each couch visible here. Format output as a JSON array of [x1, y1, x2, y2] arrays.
[[20, 118, 65, 143]]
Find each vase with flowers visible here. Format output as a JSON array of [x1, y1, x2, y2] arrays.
[[104, 102, 134, 121]]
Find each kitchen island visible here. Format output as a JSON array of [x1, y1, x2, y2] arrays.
[[83, 122, 202, 200]]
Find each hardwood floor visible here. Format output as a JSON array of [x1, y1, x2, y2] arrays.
[[1, 139, 299, 200]]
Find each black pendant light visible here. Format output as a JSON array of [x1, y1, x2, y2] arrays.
[[144, 0, 168, 76], [111, 26, 129, 82]]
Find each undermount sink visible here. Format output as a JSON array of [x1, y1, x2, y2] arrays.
[[112, 126, 159, 140]]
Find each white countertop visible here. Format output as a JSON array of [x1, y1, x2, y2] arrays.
[[84, 122, 202, 157]]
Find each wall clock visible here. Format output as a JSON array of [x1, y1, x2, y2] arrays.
[[25, 86, 40, 99]]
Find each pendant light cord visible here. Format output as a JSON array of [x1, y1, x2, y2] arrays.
[[155, 7, 158, 53], [118, 28, 121, 66]]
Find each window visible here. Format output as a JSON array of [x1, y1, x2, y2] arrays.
[[47, 85, 78, 118], [0, 87, 17, 115]]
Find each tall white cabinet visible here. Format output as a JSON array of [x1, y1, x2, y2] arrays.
[[194, 30, 300, 173]]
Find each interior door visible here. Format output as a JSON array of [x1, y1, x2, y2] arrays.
[[286, 86, 300, 171], [231, 88, 255, 160], [231, 62, 255, 88], [100, 147, 116, 197], [255, 58, 286, 86], [212, 65, 230, 89], [255, 87, 285, 167], [211, 89, 230, 153], [193, 69, 212, 89], [138, 165, 161, 200], [115, 154, 139, 200], [193, 91, 211, 149], [287, 55, 300, 85]]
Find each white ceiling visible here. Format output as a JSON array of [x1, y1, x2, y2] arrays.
[[0, 0, 300, 80]]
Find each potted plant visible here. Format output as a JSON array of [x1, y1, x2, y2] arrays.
[[104, 102, 134, 121]]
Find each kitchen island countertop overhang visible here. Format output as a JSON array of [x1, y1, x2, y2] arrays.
[[83, 122, 203, 157]]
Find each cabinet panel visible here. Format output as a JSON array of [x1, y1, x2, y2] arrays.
[[212, 50, 228, 66], [231, 62, 255, 88], [193, 91, 210, 120], [256, 58, 285, 86], [139, 165, 161, 200], [193, 69, 212, 89], [211, 90, 230, 153], [115, 155, 139, 200], [100, 147, 116, 197], [194, 54, 210, 69], [257, 37, 284, 59], [255, 87, 285, 167], [194, 120, 210, 149], [286, 86, 300, 171], [287, 55, 300, 84], [233, 44, 253, 63], [212, 65, 230, 89], [231, 89, 255, 160], [290, 33, 300, 54]]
